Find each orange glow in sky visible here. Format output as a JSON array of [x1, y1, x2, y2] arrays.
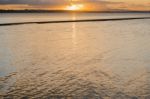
[[0, 0, 149, 11], [65, 4, 84, 11]]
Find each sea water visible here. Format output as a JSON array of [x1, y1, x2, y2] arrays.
[[0, 13, 150, 98]]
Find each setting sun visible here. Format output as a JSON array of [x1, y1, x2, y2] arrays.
[[65, 4, 84, 11]]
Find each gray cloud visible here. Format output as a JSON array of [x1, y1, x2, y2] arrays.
[[0, 0, 68, 5], [0, 0, 122, 5]]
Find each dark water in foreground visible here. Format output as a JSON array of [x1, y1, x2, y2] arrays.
[[0, 13, 150, 99]]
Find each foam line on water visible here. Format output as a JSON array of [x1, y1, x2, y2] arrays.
[[0, 17, 150, 26]]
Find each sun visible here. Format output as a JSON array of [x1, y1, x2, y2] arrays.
[[65, 4, 84, 11]]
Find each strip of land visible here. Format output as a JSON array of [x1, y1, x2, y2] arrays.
[[0, 17, 150, 26], [0, 10, 150, 13]]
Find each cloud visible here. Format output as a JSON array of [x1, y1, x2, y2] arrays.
[[0, 0, 122, 5], [0, 0, 68, 5], [0, 0, 127, 11]]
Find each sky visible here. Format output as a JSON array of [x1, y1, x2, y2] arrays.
[[0, 0, 149, 11]]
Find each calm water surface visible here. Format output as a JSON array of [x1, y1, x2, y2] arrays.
[[0, 13, 150, 99]]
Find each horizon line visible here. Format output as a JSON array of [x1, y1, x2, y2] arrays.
[[0, 9, 150, 13]]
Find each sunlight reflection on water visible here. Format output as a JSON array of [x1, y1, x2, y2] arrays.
[[72, 14, 78, 53]]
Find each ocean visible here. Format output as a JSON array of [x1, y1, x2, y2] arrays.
[[0, 13, 150, 99]]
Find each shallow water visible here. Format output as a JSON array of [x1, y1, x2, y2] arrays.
[[0, 13, 150, 99]]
